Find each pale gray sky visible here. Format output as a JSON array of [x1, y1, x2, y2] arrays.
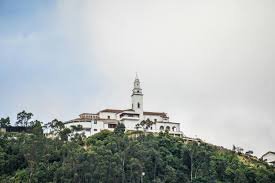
[[0, 0, 274, 156]]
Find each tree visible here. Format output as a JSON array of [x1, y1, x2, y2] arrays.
[[16, 110, 33, 127], [234, 170, 248, 183], [245, 150, 253, 156], [86, 130, 112, 146], [0, 117, 10, 128], [139, 119, 155, 132], [187, 142, 211, 182], [232, 145, 236, 152], [70, 124, 83, 132], [70, 125, 86, 145], [49, 119, 64, 135], [114, 123, 126, 135], [31, 120, 43, 135], [233, 145, 244, 154], [135, 123, 141, 131], [49, 119, 72, 141]]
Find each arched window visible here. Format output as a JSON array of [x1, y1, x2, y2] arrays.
[[160, 126, 164, 131], [166, 126, 170, 131], [137, 102, 140, 108], [172, 126, 176, 131]]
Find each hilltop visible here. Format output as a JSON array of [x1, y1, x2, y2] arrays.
[[0, 122, 274, 183]]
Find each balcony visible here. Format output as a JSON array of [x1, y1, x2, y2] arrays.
[[119, 113, 140, 121]]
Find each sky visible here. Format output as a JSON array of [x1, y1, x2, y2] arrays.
[[0, 0, 274, 156]]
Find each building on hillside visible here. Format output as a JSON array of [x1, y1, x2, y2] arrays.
[[64, 75, 184, 137], [261, 151, 275, 166]]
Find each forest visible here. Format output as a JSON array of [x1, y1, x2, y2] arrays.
[[0, 111, 274, 183]]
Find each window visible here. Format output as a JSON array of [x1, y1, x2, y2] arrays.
[[108, 116, 110, 119], [154, 119, 157, 122], [166, 126, 170, 131], [150, 127, 152, 130], [94, 129, 97, 131], [85, 128, 91, 132], [94, 120, 97, 124], [160, 126, 164, 131], [108, 124, 117, 128], [172, 126, 176, 131], [137, 103, 140, 108]]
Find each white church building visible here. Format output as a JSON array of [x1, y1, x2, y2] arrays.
[[64, 75, 183, 137]]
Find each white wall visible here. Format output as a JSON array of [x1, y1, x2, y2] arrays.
[[156, 122, 180, 132], [64, 112, 182, 137], [99, 112, 117, 120], [64, 121, 92, 137], [143, 115, 163, 122], [121, 119, 139, 131], [263, 153, 275, 164], [64, 119, 105, 136], [132, 94, 143, 116]]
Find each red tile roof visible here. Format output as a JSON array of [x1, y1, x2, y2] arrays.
[[79, 113, 97, 115], [143, 111, 167, 117], [65, 118, 93, 124], [99, 109, 125, 113], [99, 109, 168, 118]]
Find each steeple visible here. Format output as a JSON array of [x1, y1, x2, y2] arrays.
[[131, 74, 143, 115], [132, 73, 143, 96]]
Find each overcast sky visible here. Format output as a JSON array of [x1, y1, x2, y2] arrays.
[[0, 0, 274, 156]]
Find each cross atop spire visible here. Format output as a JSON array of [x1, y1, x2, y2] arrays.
[[135, 72, 139, 80]]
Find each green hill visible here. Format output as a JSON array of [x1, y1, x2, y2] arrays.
[[0, 125, 274, 183]]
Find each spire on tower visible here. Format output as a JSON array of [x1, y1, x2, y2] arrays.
[[131, 74, 143, 113], [132, 73, 143, 96]]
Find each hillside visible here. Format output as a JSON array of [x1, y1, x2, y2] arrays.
[[0, 123, 274, 183]]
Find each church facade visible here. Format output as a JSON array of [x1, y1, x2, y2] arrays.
[[64, 75, 183, 137]]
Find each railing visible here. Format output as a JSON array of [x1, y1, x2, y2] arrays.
[[120, 116, 140, 120]]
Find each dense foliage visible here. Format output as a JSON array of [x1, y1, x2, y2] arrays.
[[0, 113, 274, 183]]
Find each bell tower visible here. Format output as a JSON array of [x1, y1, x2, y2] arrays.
[[131, 74, 143, 117]]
